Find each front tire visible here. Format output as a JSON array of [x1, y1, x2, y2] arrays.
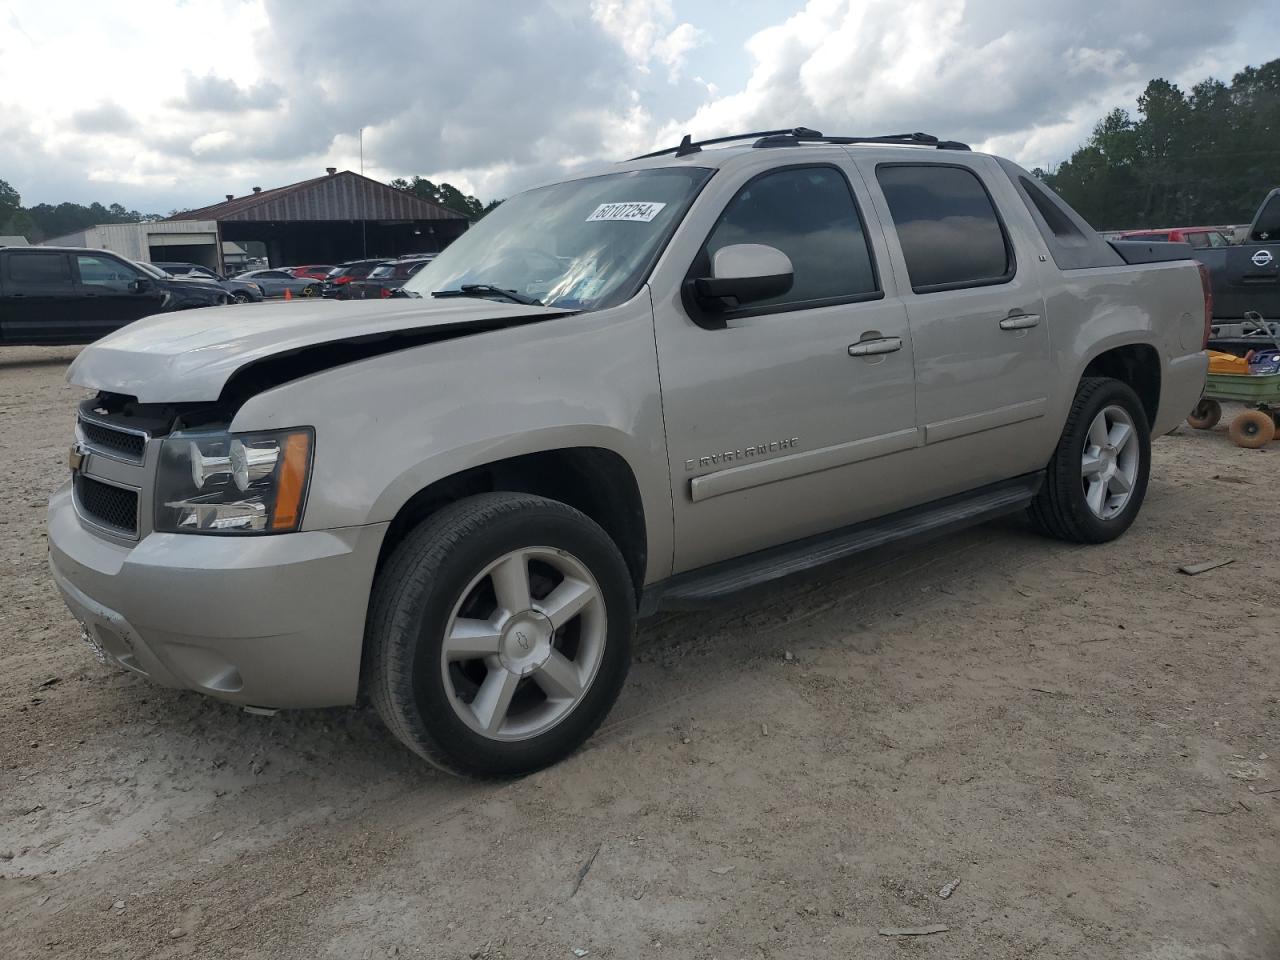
[[366, 493, 635, 778], [1028, 377, 1151, 543]]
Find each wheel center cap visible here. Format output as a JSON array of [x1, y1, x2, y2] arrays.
[[498, 611, 554, 676]]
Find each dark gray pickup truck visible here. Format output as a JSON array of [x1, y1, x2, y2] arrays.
[[1198, 190, 1279, 343]]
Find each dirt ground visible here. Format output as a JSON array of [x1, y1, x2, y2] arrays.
[[2, 344, 1277, 960]]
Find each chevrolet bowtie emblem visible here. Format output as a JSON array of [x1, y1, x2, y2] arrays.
[[69, 442, 86, 472]]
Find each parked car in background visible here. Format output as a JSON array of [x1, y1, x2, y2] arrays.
[[289, 264, 337, 281], [343, 256, 435, 299], [48, 129, 1208, 777], [321, 258, 391, 298], [1118, 226, 1235, 248], [148, 261, 265, 303], [1189, 188, 1280, 335], [232, 268, 322, 299], [0, 246, 227, 345]]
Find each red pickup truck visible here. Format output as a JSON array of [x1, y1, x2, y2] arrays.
[[1118, 226, 1234, 248]]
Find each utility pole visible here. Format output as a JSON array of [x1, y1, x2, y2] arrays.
[[359, 127, 367, 259]]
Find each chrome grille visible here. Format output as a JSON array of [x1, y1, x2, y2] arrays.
[[79, 418, 147, 462], [75, 475, 139, 537]]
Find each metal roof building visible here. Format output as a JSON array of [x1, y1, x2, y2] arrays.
[[166, 168, 470, 268]]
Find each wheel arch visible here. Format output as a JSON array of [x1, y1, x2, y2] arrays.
[[1078, 341, 1161, 428], [372, 445, 649, 600]]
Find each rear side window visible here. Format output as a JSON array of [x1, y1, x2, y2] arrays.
[[1019, 176, 1085, 243], [7, 252, 73, 289], [1127, 232, 1170, 242], [696, 165, 879, 315], [876, 164, 1012, 293], [1251, 192, 1280, 242]]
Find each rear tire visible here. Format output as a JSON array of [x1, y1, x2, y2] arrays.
[[1228, 410, 1275, 448], [1028, 377, 1151, 544], [366, 493, 634, 778]]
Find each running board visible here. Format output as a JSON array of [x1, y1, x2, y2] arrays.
[[641, 472, 1043, 614]]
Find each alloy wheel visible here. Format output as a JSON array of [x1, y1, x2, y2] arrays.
[[440, 546, 606, 741], [1081, 404, 1139, 520]]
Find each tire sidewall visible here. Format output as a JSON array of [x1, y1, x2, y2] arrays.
[[393, 503, 633, 777], [1060, 380, 1152, 541]]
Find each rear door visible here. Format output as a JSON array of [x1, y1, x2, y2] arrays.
[[72, 253, 166, 339], [855, 157, 1053, 495], [0, 250, 79, 343]]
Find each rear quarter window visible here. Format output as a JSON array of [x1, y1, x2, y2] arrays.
[[875, 163, 1012, 293]]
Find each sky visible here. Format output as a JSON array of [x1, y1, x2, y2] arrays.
[[1, 0, 1276, 214]]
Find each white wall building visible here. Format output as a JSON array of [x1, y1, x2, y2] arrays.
[[41, 220, 222, 270]]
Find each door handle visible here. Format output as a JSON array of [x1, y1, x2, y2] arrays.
[[848, 336, 903, 357], [999, 313, 1040, 331]]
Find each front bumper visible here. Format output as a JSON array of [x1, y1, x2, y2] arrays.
[[48, 482, 388, 708]]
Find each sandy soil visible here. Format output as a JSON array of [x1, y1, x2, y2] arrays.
[[2, 344, 1277, 960]]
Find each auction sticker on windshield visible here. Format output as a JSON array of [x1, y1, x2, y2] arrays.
[[586, 201, 667, 223]]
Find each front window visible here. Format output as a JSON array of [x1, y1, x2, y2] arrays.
[[77, 255, 143, 291], [403, 167, 713, 310]]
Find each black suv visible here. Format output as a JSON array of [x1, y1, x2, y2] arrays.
[[0, 247, 228, 346]]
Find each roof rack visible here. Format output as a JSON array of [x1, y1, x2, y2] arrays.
[[630, 127, 969, 160]]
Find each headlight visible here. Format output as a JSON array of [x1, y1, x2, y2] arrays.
[[154, 428, 313, 534]]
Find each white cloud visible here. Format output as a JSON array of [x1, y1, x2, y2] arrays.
[[0, 0, 1274, 215], [656, 0, 1259, 170], [590, 0, 705, 81]]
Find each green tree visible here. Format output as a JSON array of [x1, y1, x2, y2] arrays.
[[0, 178, 21, 225], [390, 176, 501, 219], [1043, 58, 1280, 230]]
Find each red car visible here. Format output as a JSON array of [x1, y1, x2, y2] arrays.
[[289, 264, 337, 280], [1118, 227, 1234, 248]]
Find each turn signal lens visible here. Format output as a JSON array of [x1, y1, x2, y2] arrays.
[[270, 432, 311, 530]]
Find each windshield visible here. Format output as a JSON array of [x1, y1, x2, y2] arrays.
[[136, 261, 169, 279], [403, 166, 713, 310]]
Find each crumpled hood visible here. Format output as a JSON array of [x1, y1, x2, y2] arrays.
[[68, 297, 568, 403]]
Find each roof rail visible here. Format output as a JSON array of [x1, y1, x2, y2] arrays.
[[629, 127, 969, 160]]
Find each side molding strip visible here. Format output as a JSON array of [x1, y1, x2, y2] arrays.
[[924, 397, 1047, 445], [689, 427, 920, 503]]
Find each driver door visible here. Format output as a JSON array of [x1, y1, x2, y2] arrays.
[[72, 253, 166, 339], [652, 159, 924, 574]]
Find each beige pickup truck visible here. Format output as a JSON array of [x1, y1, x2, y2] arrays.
[[49, 129, 1209, 777]]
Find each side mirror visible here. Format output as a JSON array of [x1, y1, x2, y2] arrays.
[[129, 277, 154, 294], [694, 243, 794, 308]]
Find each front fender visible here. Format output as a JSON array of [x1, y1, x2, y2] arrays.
[[230, 292, 675, 583]]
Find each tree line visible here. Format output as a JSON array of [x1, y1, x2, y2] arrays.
[[0, 180, 161, 242], [388, 176, 502, 219], [1040, 58, 1279, 231]]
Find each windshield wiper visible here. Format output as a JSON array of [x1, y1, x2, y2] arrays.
[[431, 284, 541, 306]]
